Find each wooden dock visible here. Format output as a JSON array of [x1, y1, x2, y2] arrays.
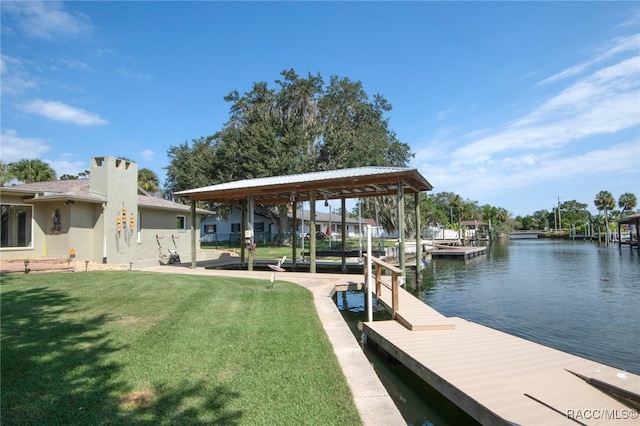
[[364, 277, 639, 425], [430, 245, 487, 259]]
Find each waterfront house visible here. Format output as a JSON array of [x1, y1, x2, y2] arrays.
[[0, 156, 211, 268]]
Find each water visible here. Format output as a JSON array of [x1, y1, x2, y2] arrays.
[[336, 239, 639, 425]]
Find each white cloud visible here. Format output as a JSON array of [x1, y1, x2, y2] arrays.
[[117, 67, 151, 82], [418, 140, 639, 202], [435, 107, 453, 121], [93, 48, 116, 58], [452, 55, 640, 165], [415, 31, 640, 212], [141, 149, 155, 161], [0, 129, 52, 162], [1, 54, 37, 94], [44, 159, 86, 177], [539, 33, 640, 85], [57, 57, 91, 71], [2, 0, 94, 40], [21, 99, 108, 126]]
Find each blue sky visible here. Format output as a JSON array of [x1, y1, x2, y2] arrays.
[[1, 1, 638, 217]]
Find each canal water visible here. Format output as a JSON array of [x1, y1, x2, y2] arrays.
[[336, 239, 639, 426]]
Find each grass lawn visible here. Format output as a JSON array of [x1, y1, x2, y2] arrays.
[[206, 238, 392, 261], [1, 271, 362, 425]]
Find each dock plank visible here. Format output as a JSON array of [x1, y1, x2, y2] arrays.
[[365, 285, 639, 425]]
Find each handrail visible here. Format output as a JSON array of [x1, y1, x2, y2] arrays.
[[365, 254, 402, 319]]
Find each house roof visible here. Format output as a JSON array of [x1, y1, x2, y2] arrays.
[[174, 166, 433, 204], [1, 180, 211, 214], [137, 194, 210, 214], [1, 180, 106, 203]]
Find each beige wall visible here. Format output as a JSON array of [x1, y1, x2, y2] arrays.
[[134, 207, 201, 268], [90, 157, 139, 266], [1, 157, 206, 268]]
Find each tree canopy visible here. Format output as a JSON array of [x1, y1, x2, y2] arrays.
[[165, 69, 413, 198], [138, 168, 160, 195], [618, 192, 637, 216], [164, 69, 414, 232], [7, 159, 56, 183]]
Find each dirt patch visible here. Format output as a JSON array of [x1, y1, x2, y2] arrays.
[[119, 389, 155, 409], [73, 261, 128, 272], [115, 316, 146, 326]]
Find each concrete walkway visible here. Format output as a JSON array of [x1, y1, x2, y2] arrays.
[[142, 264, 405, 426]]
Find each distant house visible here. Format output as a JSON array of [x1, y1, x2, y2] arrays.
[[460, 220, 490, 240], [200, 207, 276, 245], [0, 156, 212, 268], [296, 209, 362, 239], [200, 206, 363, 244]]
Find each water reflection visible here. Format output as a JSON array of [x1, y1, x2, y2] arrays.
[[337, 240, 638, 424], [408, 240, 640, 374]]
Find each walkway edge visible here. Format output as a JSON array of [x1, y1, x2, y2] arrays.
[[142, 266, 406, 426]]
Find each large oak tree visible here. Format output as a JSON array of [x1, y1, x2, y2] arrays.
[[165, 69, 413, 234]]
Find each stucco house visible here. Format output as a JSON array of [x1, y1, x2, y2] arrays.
[[0, 156, 212, 268]]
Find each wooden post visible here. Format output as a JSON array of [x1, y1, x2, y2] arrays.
[[310, 191, 316, 274], [415, 192, 421, 285], [190, 200, 197, 269], [341, 198, 347, 273], [398, 182, 406, 279], [391, 272, 399, 319], [366, 226, 373, 323], [292, 198, 298, 271], [247, 195, 254, 272], [363, 254, 368, 291], [637, 218, 640, 254], [240, 201, 246, 265]]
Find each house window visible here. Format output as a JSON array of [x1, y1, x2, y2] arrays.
[[231, 223, 241, 233], [177, 215, 187, 230], [254, 222, 264, 232], [205, 224, 217, 234], [1, 204, 33, 248]]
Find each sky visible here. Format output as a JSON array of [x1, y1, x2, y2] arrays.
[[1, 1, 639, 217]]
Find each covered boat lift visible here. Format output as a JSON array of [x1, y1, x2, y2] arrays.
[[617, 213, 640, 254], [174, 166, 433, 278]]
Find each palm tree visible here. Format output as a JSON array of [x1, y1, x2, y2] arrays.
[[138, 168, 160, 195], [0, 160, 12, 185], [594, 190, 615, 244], [8, 159, 56, 183], [618, 193, 637, 217]]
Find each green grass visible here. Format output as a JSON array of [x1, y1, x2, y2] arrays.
[[1, 272, 362, 425], [205, 238, 390, 260]]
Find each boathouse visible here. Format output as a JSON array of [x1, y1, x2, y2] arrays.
[[617, 213, 640, 253], [174, 166, 433, 277]]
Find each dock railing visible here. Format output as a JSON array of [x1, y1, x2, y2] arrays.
[[364, 254, 402, 319]]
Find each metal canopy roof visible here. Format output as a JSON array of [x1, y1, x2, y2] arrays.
[[618, 213, 640, 225], [174, 166, 433, 204]]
